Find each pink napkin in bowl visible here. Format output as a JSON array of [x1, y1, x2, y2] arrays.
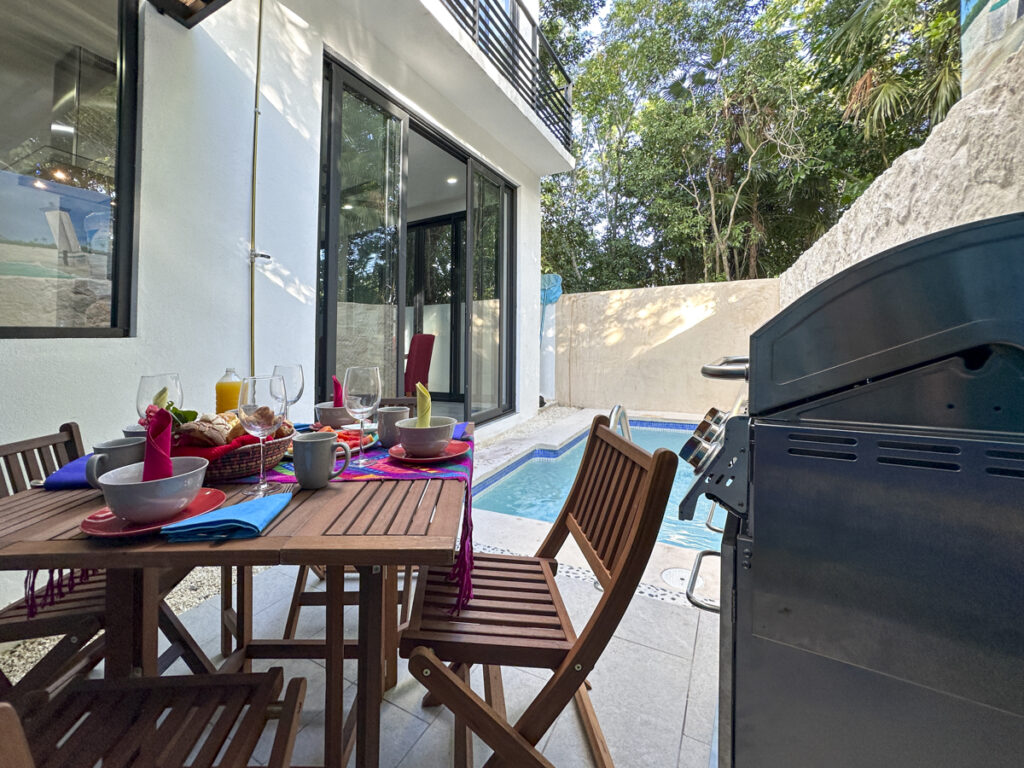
[[332, 374, 344, 407], [143, 408, 174, 481]]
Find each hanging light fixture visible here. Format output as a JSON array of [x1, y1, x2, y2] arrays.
[[148, 0, 234, 29]]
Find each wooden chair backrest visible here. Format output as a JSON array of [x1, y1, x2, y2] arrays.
[[380, 397, 417, 416], [519, 414, 677, 743], [0, 423, 84, 498]]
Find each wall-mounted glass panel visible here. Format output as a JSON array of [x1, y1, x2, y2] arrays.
[[0, 0, 133, 332], [470, 170, 504, 418], [334, 87, 401, 395]]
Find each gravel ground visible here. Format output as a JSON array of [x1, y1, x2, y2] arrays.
[[0, 566, 270, 684]]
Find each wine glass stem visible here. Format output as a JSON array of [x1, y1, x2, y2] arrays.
[[258, 437, 266, 489], [359, 419, 365, 452]]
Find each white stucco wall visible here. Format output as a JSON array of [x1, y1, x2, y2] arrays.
[[554, 280, 780, 415], [0, 0, 561, 448], [0, 0, 563, 600], [779, 49, 1024, 306]]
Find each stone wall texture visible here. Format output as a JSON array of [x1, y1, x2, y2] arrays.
[[555, 279, 779, 414], [779, 49, 1024, 306]]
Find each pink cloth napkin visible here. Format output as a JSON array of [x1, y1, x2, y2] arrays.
[[332, 375, 344, 407], [143, 408, 174, 481]]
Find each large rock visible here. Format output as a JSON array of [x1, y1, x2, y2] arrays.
[[780, 50, 1024, 306]]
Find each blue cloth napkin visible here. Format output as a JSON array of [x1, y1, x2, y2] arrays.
[[43, 454, 93, 490], [454, 422, 470, 441], [162, 493, 292, 542]]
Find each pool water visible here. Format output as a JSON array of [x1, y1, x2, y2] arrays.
[[474, 423, 727, 551], [0, 261, 74, 279]]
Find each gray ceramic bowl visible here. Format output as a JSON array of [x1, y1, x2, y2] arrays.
[[98, 456, 209, 524], [396, 416, 456, 458], [315, 401, 356, 429], [122, 423, 148, 439]]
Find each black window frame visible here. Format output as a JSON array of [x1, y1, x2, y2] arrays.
[[0, 0, 139, 339]]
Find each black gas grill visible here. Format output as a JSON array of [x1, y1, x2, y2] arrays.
[[680, 214, 1024, 767]]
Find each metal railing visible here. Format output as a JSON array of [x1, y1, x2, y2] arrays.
[[608, 405, 632, 441], [439, 0, 573, 150]]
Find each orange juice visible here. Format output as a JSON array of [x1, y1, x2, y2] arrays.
[[216, 368, 243, 412]]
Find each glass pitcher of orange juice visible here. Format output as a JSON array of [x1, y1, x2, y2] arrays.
[[215, 368, 243, 413]]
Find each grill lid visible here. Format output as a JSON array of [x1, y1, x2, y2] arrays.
[[748, 214, 1024, 420]]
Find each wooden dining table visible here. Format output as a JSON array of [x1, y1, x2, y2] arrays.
[[0, 475, 467, 768]]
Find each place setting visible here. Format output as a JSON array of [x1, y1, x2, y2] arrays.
[[65, 370, 304, 542]]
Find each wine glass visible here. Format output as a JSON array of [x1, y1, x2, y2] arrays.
[[136, 373, 183, 417], [342, 366, 381, 467], [237, 375, 287, 497], [272, 364, 304, 419]]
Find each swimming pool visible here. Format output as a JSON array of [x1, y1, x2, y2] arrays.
[[474, 422, 726, 551]]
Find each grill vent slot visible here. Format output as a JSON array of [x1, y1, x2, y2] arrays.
[[788, 448, 857, 461], [788, 433, 857, 446], [986, 467, 1024, 479], [986, 449, 1024, 462], [877, 440, 960, 455], [876, 457, 960, 472]]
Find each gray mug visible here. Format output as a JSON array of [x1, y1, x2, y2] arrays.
[[86, 437, 146, 488], [377, 406, 410, 449], [292, 432, 352, 489]]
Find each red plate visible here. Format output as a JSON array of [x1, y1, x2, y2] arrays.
[[388, 439, 471, 464], [80, 488, 228, 538]]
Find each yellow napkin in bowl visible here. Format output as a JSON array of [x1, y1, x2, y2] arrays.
[[416, 382, 431, 428]]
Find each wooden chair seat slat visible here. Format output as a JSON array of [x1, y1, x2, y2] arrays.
[[3, 668, 304, 768]]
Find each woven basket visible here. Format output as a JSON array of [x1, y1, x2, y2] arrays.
[[206, 435, 291, 482]]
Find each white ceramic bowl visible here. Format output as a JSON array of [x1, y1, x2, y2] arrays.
[[396, 416, 456, 458], [98, 457, 209, 524], [315, 401, 356, 428], [122, 423, 147, 439]]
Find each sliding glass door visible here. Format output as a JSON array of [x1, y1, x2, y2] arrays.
[[467, 164, 513, 421], [317, 65, 407, 400], [318, 60, 515, 423]]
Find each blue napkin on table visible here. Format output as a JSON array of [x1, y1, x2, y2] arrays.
[[454, 423, 470, 441], [43, 454, 93, 490], [162, 493, 292, 542]]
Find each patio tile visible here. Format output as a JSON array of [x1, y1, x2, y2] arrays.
[[682, 611, 719, 745], [678, 734, 713, 768], [246, 657, 340, 765], [540, 636, 690, 768]]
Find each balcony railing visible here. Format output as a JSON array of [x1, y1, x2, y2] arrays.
[[440, 0, 573, 151]]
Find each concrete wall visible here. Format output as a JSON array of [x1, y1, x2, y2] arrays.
[[555, 280, 779, 414], [780, 49, 1024, 306], [0, 0, 564, 448]]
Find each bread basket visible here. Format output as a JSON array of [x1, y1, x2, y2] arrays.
[[205, 435, 291, 482]]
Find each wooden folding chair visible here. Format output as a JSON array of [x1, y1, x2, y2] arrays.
[[399, 414, 678, 767], [0, 667, 305, 767], [0, 424, 216, 705]]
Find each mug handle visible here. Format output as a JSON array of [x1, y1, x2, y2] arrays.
[[329, 442, 352, 479], [85, 453, 108, 489]]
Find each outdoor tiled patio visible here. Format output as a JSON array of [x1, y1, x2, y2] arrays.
[[160, 551, 718, 768]]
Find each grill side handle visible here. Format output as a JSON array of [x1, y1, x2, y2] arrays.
[[701, 356, 749, 380]]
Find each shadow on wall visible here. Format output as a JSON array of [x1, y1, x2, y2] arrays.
[[556, 281, 780, 413]]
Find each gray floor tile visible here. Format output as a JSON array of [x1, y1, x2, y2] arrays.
[[678, 735, 712, 768], [615, 591, 701, 660], [542, 636, 690, 768], [682, 611, 719, 745]]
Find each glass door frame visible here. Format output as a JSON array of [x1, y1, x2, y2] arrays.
[[465, 159, 516, 423], [406, 211, 465, 402], [316, 60, 409, 403]]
